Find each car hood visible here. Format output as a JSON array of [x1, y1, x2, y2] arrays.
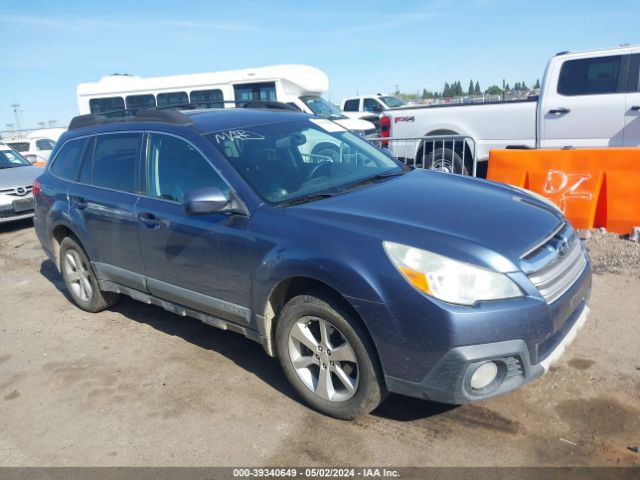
[[0, 165, 41, 189], [288, 170, 564, 272], [333, 117, 376, 132]]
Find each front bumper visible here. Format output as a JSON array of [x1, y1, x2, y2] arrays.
[[385, 303, 590, 404], [0, 195, 35, 223]]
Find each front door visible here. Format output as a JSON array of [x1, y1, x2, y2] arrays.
[[136, 132, 252, 325], [539, 53, 628, 149]]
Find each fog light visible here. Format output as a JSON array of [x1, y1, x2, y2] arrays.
[[470, 361, 498, 390]]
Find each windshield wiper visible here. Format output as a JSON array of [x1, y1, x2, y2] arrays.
[[279, 192, 339, 207], [341, 170, 406, 192]]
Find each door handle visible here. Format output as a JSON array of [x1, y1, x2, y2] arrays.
[[631, 105, 640, 111], [549, 108, 571, 115], [137, 212, 163, 229]]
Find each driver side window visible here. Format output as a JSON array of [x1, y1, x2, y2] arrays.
[[363, 98, 382, 113], [146, 134, 229, 203]]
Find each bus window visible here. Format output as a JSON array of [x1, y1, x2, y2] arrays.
[[190, 89, 224, 108], [233, 82, 276, 106], [157, 91, 188, 108], [126, 94, 156, 112], [89, 97, 125, 114]]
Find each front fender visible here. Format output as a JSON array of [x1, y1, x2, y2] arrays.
[[252, 245, 388, 317]]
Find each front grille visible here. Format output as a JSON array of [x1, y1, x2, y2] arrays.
[[0, 185, 33, 196], [521, 224, 587, 304], [0, 207, 34, 219]]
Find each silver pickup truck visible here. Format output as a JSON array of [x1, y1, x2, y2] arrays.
[[382, 45, 640, 175]]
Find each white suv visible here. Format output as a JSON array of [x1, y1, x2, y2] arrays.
[[4, 137, 56, 164]]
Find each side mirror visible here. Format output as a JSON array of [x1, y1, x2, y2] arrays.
[[183, 187, 230, 215]]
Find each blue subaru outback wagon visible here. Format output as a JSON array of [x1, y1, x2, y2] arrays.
[[33, 108, 591, 419]]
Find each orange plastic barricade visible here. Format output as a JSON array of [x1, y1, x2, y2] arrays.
[[487, 148, 640, 234]]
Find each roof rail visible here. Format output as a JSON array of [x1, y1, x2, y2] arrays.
[[68, 109, 193, 130], [555, 50, 570, 56], [241, 100, 299, 111]]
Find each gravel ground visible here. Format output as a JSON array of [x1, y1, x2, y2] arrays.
[[1, 219, 639, 467], [583, 230, 640, 278]]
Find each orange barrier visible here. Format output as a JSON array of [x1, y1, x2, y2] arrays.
[[34, 161, 46, 168], [487, 148, 640, 234]]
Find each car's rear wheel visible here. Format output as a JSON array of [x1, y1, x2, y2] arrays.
[[60, 236, 119, 313], [276, 292, 385, 419]]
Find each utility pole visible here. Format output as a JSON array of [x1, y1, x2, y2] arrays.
[[6, 123, 14, 131], [48, 120, 57, 127], [38, 122, 45, 128], [10, 104, 22, 132]]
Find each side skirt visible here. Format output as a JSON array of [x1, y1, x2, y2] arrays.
[[98, 280, 270, 353]]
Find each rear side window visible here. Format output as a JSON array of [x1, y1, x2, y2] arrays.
[[92, 134, 141, 193], [343, 99, 359, 111], [558, 55, 622, 96], [233, 82, 276, 104], [146, 134, 229, 203], [36, 139, 56, 151], [190, 89, 224, 108], [126, 94, 156, 112], [89, 97, 125, 114], [50, 138, 87, 181], [157, 91, 188, 108]]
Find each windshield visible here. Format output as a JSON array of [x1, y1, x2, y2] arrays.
[[379, 96, 405, 108], [0, 149, 32, 168], [207, 118, 405, 206], [299, 96, 345, 119]]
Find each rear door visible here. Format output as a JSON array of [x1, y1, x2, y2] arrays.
[[135, 132, 252, 325], [623, 52, 640, 146], [539, 53, 628, 148], [67, 132, 146, 290]]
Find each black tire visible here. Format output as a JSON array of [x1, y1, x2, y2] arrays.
[[415, 147, 469, 175], [59, 236, 119, 313], [275, 291, 386, 419]]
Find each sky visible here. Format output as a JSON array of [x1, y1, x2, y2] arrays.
[[0, 0, 639, 130]]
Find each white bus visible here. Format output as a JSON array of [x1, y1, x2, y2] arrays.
[[76, 64, 375, 136]]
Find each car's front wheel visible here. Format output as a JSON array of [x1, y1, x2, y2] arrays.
[[60, 236, 119, 313], [276, 292, 385, 419]]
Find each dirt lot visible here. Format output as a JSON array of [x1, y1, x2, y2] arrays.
[[0, 219, 639, 467]]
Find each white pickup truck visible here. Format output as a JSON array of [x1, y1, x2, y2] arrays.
[[381, 45, 640, 175]]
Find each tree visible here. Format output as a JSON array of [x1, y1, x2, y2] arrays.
[[468, 79, 474, 95], [454, 81, 463, 96], [505, 83, 511, 92], [521, 81, 528, 91], [443, 82, 451, 97], [421, 88, 428, 99], [534, 79, 541, 89], [474, 81, 481, 95], [485, 85, 503, 95]]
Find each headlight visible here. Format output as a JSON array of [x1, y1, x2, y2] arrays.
[[383, 242, 523, 306]]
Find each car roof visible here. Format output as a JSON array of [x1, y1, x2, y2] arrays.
[[184, 108, 312, 133], [66, 108, 314, 137]]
